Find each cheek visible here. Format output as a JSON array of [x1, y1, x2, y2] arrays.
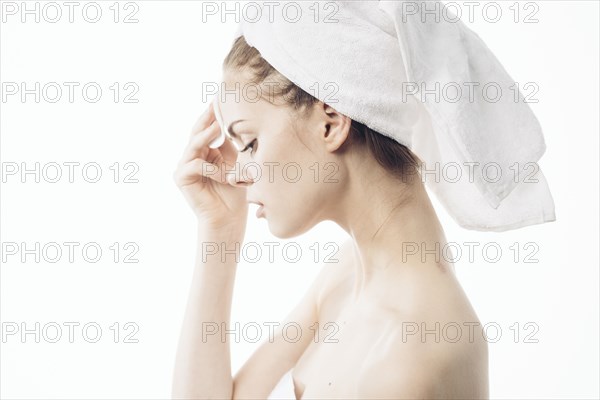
[[275, 177, 327, 216], [263, 170, 335, 238], [257, 130, 328, 204], [260, 142, 313, 185], [265, 191, 317, 238]]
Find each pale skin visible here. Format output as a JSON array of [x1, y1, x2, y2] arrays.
[[171, 70, 489, 399]]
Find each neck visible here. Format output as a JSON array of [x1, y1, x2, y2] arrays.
[[330, 169, 453, 303]]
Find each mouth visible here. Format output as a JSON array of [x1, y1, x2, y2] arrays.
[[256, 204, 265, 218], [247, 200, 265, 218]]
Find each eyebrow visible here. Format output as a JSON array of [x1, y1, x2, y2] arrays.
[[227, 120, 248, 141]]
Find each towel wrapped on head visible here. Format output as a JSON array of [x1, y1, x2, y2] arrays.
[[228, 0, 555, 232]]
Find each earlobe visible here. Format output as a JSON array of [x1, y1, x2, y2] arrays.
[[323, 121, 351, 153]]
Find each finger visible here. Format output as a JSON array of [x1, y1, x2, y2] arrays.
[[173, 157, 227, 187], [205, 149, 239, 184], [189, 102, 216, 138], [226, 171, 237, 186], [180, 121, 221, 166], [213, 136, 240, 166], [224, 168, 253, 187]]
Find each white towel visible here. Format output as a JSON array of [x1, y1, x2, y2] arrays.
[[231, 0, 556, 232]]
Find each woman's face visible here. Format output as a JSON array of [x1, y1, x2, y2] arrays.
[[217, 77, 346, 239]]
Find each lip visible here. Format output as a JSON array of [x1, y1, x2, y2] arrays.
[[247, 200, 265, 218]]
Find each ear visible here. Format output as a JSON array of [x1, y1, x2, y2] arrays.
[[321, 103, 352, 152]]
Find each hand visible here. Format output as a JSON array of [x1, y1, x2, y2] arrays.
[[173, 102, 249, 231]]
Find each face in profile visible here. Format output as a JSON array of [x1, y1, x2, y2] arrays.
[[216, 75, 347, 239]]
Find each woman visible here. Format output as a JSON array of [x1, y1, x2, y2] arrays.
[[171, 35, 489, 399]]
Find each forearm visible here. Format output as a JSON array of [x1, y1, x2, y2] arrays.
[[172, 226, 244, 399]]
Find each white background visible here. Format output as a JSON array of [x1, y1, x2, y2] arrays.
[[1, 1, 598, 399]]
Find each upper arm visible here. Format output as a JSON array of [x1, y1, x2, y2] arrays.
[[231, 240, 353, 399]]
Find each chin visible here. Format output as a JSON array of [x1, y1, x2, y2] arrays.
[[267, 222, 299, 240], [267, 215, 317, 239]]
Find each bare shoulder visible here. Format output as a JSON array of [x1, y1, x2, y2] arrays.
[[354, 264, 489, 398], [358, 318, 489, 399], [357, 306, 489, 399]]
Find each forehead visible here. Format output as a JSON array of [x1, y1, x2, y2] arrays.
[[217, 88, 262, 127], [217, 70, 299, 129], [216, 81, 283, 125]]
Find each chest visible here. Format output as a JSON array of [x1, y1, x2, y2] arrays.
[[291, 283, 400, 398]]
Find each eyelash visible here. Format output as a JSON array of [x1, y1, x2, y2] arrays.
[[240, 139, 257, 154]]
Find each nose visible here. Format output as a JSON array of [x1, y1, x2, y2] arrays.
[[226, 173, 253, 187], [225, 155, 257, 187]]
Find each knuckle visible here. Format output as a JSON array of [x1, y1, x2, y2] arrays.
[[191, 134, 203, 148], [190, 158, 203, 170]]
